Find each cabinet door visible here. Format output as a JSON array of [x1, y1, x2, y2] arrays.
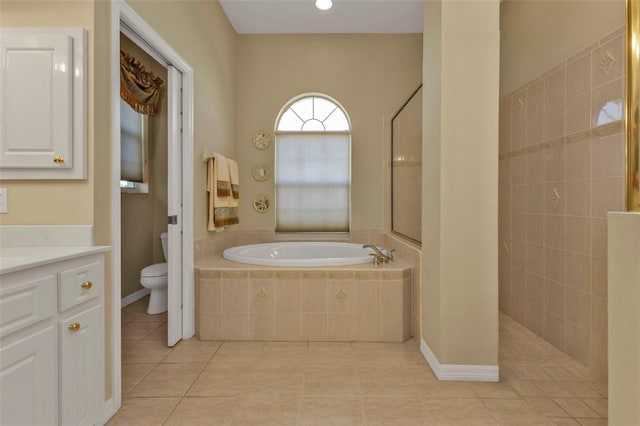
[[0, 325, 57, 426], [0, 27, 86, 180], [0, 31, 73, 169], [59, 304, 104, 426]]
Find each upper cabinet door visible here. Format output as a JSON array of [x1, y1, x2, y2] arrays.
[[0, 28, 86, 180]]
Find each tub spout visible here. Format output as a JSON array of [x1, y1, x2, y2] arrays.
[[363, 244, 392, 264]]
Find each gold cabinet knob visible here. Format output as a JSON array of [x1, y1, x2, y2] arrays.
[[81, 281, 92, 290], [53, 156, 64, 164], [69, 323, 81, 332]]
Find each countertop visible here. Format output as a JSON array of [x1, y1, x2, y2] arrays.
[[0, 246, 111, 275]]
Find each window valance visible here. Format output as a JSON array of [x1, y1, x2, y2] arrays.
[[120, 50, 163, 115]]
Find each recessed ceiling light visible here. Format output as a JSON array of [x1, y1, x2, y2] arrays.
[[315, 0, 332, 11]]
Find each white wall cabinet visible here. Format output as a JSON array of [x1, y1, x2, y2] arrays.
[[0, 27, 87, 180], [0, 252, 105, 426]]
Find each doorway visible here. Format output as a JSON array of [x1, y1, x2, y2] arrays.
[[108, 0, 195, 420]]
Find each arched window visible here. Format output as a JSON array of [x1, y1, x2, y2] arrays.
[[275, 94, 351, 233]]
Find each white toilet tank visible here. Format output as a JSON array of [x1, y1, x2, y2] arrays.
[[160, 232, 168, 261]]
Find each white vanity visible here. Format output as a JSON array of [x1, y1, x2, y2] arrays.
[[0, 245, 109, 426]]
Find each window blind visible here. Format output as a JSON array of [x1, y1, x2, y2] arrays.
[[120, 99, 146, 183], [276, 133, 350, 232]]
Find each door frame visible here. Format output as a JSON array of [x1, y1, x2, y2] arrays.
[[106, 0, 194, 421]]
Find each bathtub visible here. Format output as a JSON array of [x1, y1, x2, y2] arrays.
[[222, 242, 380, 267]]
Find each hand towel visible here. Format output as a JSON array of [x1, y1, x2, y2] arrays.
[[207, 154, 239, 230], [227, 158, 240, 208]]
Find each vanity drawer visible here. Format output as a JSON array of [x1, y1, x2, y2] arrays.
[[0, 274, 56, 338], [58, 261, 102, 312]]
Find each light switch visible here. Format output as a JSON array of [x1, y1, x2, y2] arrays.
[[0, 188, 7, 213]]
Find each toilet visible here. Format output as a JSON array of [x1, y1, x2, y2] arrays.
[[140, 232, 168, 314]]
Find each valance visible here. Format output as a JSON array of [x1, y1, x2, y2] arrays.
[[120, 50, 163, 115]]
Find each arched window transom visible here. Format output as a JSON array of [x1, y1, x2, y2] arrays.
[[277, 96, 350, 132]]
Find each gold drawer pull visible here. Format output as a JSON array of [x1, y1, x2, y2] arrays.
[[69, 323, 80, 332], [53, 156, 64, 164], [81, 281, 93, 290]]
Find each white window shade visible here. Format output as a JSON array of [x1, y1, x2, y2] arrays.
[[276, 133, 350, 232], [120, 99, 147, 183]]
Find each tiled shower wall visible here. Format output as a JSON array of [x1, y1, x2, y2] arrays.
[[498, 27, 626, 377]]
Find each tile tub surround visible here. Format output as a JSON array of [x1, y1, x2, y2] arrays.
[[498, 27, 626, 377], [195, 229, 422, 337], [195, 261, 412, 343]]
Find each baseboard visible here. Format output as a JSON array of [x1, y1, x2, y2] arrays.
[[121, 288, 150, 308], [102, 398, 117, 425], [420, 338, 499, 382]]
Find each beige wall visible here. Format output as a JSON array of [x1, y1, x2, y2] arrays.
[[127, 0, 237, 241], [422, 0, 500, 366], [500, 0, 625, 95], [235, 34, 422, 231], [0, 0, 96, 225], [120, 35, 168, 299]]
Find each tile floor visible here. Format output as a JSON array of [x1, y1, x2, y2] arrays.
[[108, 297, 608, 425]]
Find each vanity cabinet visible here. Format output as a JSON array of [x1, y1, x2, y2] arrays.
[[0, 252, 105, 426]]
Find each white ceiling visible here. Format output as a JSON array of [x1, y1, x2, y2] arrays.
[[219, 0, 424, 34]]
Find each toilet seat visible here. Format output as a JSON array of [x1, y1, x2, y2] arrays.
[[141, 263, 167, 278]]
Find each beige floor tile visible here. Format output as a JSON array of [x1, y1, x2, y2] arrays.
[[580, 398, 607, 418], [187, 363, 254, 396], [106, 397, 180, 425], [507, 380, 547, 397], [362, 396, 433, 425], [246, 366, 305, 398], [523, 396, 570, 418], [164, 396, 235, 426], [144, 322, 168, 340], [562, 382, 603, 398], [423, 398, 498, 425], [123, 297, 150, 313], [533, 381, 575, 397], [163, 339, 221, 363], [121, 339, 139, 355], [516, 366, 554, 381], [352, 342, 408, 365], [406, 364, 439, 385], [576, 419, 607, 426], [357, 364, 418, 397], [307, 342, 356, 365], [499, 365, 529, 381], [482, 398, 553, 425], [122, 339, 174, 364], [303, 364, 361, 396], [122, 311, 167, 325], [548, 419, 581, 426], [231, 395, 300, 425], [129, 363, 205, 397], [301, 396, 365, 426], [542, 366, 583, 381], [212, 341, 265, 363], [587, 381, 608, 398], [416, 381, 477, 398], [553, 398, 601, 418], [113, 305, 612, 426], [121, 363, 156, 396], [122, 321, 165, 340], [257, 343, 308, 369], [470, 382, 521, 399]]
